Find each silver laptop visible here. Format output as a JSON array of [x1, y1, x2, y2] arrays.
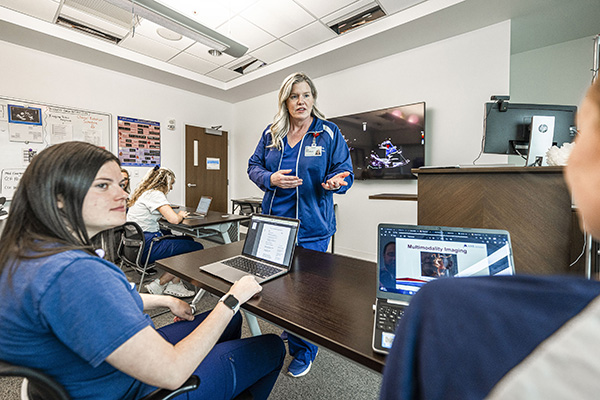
[[372, 224, 515, 354], [186, 196, 212, 218], [200, 214, 300, 284]]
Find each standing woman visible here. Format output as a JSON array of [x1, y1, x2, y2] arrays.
[[0, 141, 285, 400], [127, 167, 203, 297], [248, 72, 354, 377]]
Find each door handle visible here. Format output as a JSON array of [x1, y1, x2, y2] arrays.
[[187, 183, 197, 187]]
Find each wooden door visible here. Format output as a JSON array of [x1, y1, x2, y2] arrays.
[[185, 126, 228, 212]]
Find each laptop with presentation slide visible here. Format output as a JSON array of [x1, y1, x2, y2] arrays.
[[372, 224, 515, 354], [200, 214, 300, 284], [186, 196, 212, 218]]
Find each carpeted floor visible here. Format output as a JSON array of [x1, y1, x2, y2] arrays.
[[0, 236, 382, 399]]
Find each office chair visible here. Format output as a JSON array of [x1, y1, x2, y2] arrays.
[[0, 196, 7, 217], [117, 221, 178, 292], [0, 359, 199, 400]]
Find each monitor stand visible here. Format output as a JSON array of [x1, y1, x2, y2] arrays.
[[526, 115, 555, 166]]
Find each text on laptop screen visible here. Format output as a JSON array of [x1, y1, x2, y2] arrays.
[[379, 226, 513, 295], [243, 215, 298, 266]]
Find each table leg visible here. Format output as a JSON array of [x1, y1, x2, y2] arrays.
[[242, 311, 262, 336], [189, 288, 206, 314]]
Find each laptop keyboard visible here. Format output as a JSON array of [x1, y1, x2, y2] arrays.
[[376, 304, 405, 332], [223, 257, 282, 279]]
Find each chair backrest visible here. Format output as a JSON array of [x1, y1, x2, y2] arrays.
[[118, 222, 146, 269], [0, 360, 70, 400]]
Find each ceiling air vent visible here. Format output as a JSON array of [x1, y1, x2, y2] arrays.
[[229, 57, 267, 75], [56, 16, 122, 44], [328, 5, 386, 35], [55, 0, 135, 43]]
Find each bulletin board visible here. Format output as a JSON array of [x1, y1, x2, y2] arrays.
[[0, 96, 112, 199]]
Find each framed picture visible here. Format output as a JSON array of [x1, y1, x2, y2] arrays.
[[8, 105, 42, 125]]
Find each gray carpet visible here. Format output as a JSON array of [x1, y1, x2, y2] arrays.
[[0, 237, 382, 399]]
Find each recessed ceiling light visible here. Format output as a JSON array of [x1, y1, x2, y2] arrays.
[[156, 27, 182, 41], [208, 49, 222, 57]]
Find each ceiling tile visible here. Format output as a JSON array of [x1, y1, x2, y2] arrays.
[[224, 0, 261, 14], [0, 0, 59, 22], [160, 0, 232, 29], [215, 15, 275, 51], [119, 32, 182, 61], [168, 51, 220, 75], [281, 21, 336, 51], [206, 67, 242, 82], [241, 0, 315, 38], [250, 40, 296, 64], [184, 41, 236, 66], [132, 19, 195, 51], [294, 0, 361, 19]]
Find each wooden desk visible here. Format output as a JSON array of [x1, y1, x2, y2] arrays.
[[160, 210, 250, 244], [415, 166, 580, 275], [231, 197, 263, 215], [156, 242, 387, 373]]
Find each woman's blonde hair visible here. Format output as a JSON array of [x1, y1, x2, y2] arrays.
[[128, 167, 175, 207], [269, 72, 325, 150]]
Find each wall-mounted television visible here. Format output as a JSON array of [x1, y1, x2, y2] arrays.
[[329, 102, 425, 180]]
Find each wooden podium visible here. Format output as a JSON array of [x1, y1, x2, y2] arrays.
[[415, 166, 583, 276]]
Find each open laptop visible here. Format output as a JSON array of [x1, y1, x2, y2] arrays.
[[186, 196, 212, 218], [200, 214, 300, 284], [372, 224, 515, 354]]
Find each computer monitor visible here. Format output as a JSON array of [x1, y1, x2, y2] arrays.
[[483, 101, 577, 156]]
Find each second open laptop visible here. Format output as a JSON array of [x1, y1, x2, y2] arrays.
[[372, 224, 515, 354], [186, 196, 212, 218], [200, 214, 300, 284]]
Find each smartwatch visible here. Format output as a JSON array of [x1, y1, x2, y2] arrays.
[[219, 294, 240, 314]]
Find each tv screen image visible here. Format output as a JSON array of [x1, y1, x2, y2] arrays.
[[329, 102, 425, 180]]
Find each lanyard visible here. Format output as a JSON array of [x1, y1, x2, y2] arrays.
[[311, 132, 320, 146]]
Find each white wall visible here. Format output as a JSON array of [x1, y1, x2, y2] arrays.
[[510, 36, 594, 106], [0, 39, 233, 205], [231, 21, 512, 261]]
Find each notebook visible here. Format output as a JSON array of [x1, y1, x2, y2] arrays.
[[372, 224, 515, 354], [200, 214, 300, 284], [186, 196, 212, 218]]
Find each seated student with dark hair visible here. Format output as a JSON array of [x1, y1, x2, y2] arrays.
[[0, 141, 286, 400], [380, 79, 600, 400]]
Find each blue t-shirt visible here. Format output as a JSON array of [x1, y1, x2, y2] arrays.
[[0, 249, 154, 399], [271, 139, 300, 219]]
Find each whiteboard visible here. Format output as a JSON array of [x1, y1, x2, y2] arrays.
[[0, 96, 111, 199]]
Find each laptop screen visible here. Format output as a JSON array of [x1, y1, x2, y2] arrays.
[[243, 215, 299, 267], [378, 224, 515, 298], [196, 196, 212, 214]]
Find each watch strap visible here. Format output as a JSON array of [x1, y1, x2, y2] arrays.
[[219, 294, 240, 314]]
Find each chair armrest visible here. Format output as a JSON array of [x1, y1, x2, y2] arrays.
[[139, 375, 200, 400]]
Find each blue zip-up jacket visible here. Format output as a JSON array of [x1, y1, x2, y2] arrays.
[[248, 117, 354, 243]]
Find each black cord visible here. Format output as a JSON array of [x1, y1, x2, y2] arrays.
[[473, 102, 495, 164]]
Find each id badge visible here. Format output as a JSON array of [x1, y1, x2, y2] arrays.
[[305, 145, 323, 157]]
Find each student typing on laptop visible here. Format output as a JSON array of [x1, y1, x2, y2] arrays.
[[380, 79, 600, 399], [248, 72, 354, 378], [127, 167, 204, 297]]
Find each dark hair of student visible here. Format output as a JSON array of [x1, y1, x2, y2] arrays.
[[0, 141, 119, 279]]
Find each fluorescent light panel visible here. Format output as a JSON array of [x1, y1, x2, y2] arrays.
[[104, 0, 248, 57]]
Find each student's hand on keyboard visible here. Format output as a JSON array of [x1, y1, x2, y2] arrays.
[[229, 275, 262, 304]]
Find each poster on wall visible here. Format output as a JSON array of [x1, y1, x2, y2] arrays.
[[118, 116, 161, 167]]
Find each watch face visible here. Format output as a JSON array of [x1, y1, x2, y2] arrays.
[[223, 294, 239, 309]]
